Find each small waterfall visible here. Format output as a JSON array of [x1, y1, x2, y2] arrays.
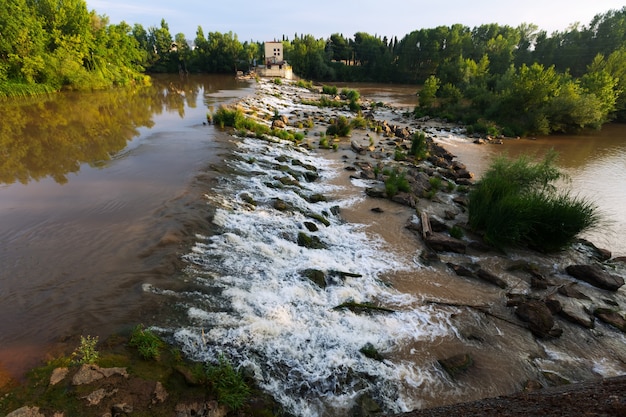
[[156, 135, 457, 416]]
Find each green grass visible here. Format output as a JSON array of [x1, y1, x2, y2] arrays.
[[468, 151, 600, 252], [385, 168, 410, 197], [129, 324, 164, 361], [204, 355, 250, 410]]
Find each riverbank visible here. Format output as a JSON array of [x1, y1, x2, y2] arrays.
[[2, 77, 625, 416]]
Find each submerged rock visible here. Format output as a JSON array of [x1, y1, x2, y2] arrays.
[[438, 353, 474, 377], [424, 232, 466, 254], [594, 308, 626, 332]]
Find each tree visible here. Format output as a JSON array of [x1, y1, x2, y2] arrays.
[[419, 75, 440, 108]]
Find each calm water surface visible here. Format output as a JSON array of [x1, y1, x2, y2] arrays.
[[0, 74, 253, 377]]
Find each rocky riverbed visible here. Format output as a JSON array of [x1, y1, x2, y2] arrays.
[[2, 78, 626, 417]]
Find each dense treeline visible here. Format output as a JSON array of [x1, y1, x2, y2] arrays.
[[3, 1, 626, 135]]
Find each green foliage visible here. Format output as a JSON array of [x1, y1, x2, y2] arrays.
[[129, 324, 164, 360], [213, 105, 245, 128], [204, 355, 250, 410], [322, 85, 338, 95], [71, 335, 99, 365], [410, 132, 429, 160], [342, 88, 360, 102], [468, 151, 600, 251], [296, 79, 314, 89], [429, 176, 442, 191], [449, 225, 464, 239], [384, 168, 410, 197], [272, 78, 283, 85], [326, 115, 352, 137], [419, 75, 440, 108]]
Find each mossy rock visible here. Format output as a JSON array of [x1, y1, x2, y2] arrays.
[[333, 301, 394, 315], [301, 269, 326, 288], [297, 232, 326, 249], [360, 343, 384, 361]]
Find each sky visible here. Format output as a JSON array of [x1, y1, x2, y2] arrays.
[[86, 0, 625, 42]]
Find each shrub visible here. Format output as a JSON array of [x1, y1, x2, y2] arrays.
[[129, 324, 164, 360], [71, 335, 99, 365], [342, 88, 360, 102], [205, 355, 250, 410], [385, 168, 410, 197], [468, 151, 600, 251], [213, 105, 245, 128], [410, 132, 429, 160], [326, 116, 352, 137], [322, 85, 338, 95]]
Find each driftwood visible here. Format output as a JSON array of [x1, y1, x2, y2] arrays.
[[421, 211, 432, 239]]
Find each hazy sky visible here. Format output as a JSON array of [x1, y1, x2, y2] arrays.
[[86, 0, 625, 42]]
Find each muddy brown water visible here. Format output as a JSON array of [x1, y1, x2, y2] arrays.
[[0, 74, 254, 378], [1, 77, 625, 413]]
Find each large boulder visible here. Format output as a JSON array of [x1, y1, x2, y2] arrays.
[[515, 300, 561, 338], [565, 264, 624, 291]]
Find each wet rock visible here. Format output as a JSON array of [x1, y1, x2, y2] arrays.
[[576, 239, 612, 261], [301, 269, 326, 288], [351, 140, 367, 155], [273, 198, 290, 211], [303, 221, 319, 232], [307, 193, 328, 203], [438, 353, 474, 377], [365, 185, 387, 199], [559, 304, 595, 329], [542, 371, 571, 387], [424, 232, 466, 254], [360, 342, 384, 361], [391, 191, 416, 208], [371, 207, 384, 213], [351, 394, 383, 417], [594, 308, 626, 332], [558, 283, 591, 300], [515, 300, 560, 338], [565, 264, 624, 291], [476, 268, 507, 289], [447, 262, 476, 278], [297, 232, 326, 249]]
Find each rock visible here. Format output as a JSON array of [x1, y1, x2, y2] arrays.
[[476, 268, 507, 289], [391, 191, 416, 208], [271, 119, 286, 129], [515, 300, 559, 338], [371, 207, 384, 213], [273, 198, 290, 211], [438, 353, 474, 377], [84, 388, 117, 406], [351, 140, 367, 155], [72, 365, 128, 386], [351, 394, 383, 417], [112, 403, 133, 415], [447, 262, 476, 278], [565, 264, 624, 291], [576, 239, 612, 261], [307, 193, 327, 203], [153, 381, 168, 404], [297, 232, 326, 249], [303, 221, 319, 232], [301, 269, 326, 288], [594, 308, 626, 332], [50, 367, 69, 385], [559, 305, 595, 329], [365, 185, 387, 198], [424, 232, 466, 254], [558, 283, 591, 300], [6, 407, 45, 417]]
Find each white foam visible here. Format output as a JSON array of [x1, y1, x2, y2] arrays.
[[172, 135, 459, 416]]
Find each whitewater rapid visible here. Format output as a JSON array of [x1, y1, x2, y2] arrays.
[[156, 135, 459, 416]]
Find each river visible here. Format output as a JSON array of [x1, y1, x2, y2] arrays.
[[1, 77, 625, 416], [0, 74, 254, 377]]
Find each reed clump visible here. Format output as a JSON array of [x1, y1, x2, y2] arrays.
[[468, 150, 600, 252]]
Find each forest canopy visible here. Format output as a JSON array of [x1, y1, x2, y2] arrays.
[[2, 1, 626, 135]]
